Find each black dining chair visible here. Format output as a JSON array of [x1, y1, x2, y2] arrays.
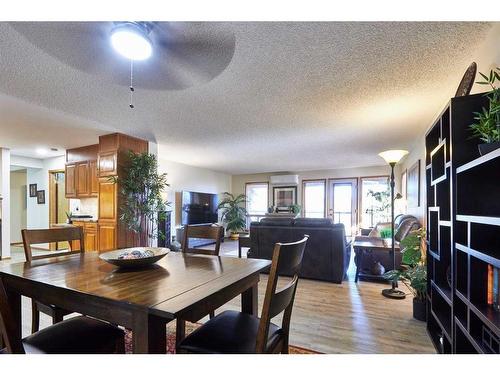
[[177, 235, 309, 354], [0, 277, 125, 354]]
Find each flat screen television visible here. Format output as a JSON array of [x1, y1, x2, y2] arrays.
[[181, 191, 219, 225]]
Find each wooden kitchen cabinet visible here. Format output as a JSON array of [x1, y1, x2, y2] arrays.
[[65, 163, 76, 198], [76, 162, 90, 197], [71, 221, 84, 251], [98, 178, 117, 221], [84, 222, 98, 251], [98, 221, 116, 252], [65, 160, 98, 198], [90, 160, 99, 196], [98, 151, 118, 177]]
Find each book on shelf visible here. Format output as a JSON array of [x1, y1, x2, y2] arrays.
[[494, 267, 499, 312], [488, 265, 500, 312]]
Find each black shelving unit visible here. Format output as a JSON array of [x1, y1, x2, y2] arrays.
[[425, 92, 499, 354]]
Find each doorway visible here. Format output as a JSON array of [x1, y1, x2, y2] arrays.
[[328, 178, 358, 236], [49, 170, 69, 250]]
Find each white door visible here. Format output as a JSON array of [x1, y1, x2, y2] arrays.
[[328, 179, 358, 236]]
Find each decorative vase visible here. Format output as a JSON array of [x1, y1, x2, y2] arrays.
[[413, 298, 427, 322], [371, 262, 385, 276], [230, 232, 240, 240], [478, 141, 500, 156]]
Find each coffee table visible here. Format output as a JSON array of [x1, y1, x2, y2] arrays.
[[352, 237, 400, 283]]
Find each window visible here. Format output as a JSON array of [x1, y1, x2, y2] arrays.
[[245, 182, 269, 225], [360, 176, 390, 228], [303, 180, 326, 218]]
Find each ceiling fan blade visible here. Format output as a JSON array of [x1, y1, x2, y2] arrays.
[[9, 21, 236, 91]]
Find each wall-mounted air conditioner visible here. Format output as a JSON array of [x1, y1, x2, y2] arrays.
[[269, 174, 299, 185]]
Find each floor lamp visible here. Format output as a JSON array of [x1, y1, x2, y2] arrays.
[[379, 149, 408, 299]]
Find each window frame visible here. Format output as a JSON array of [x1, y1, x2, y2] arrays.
[[358, 175, 390, 228], [301, 179, 327, 218], [244, 181, 269, 216]]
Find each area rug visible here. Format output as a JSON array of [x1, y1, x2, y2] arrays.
[[124, 322, 322, 354]]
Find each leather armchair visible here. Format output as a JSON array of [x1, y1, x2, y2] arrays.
[[355, 215, 421, 273]]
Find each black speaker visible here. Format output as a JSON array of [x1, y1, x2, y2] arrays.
[[157, 211, 172, 247]]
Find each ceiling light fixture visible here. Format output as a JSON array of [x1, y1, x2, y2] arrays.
[[110, 22, 152, 61], [36, 148, 48, 156]]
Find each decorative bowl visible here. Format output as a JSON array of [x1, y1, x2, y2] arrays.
[[99, 247, 170, 268]]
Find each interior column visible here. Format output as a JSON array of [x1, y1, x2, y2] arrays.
[[0, 148, 11, 259]]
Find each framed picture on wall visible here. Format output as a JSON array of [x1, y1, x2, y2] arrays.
[[401, 170, 407, 200], [37, 190, 46, 205], [273, 186, 297, 211], [407, 160, 420, 208], [29, 183, 37, 197]]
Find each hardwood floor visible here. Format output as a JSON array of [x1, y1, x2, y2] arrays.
[[4, 240, 435, 354]]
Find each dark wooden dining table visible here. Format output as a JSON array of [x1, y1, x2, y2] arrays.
[[0, 251, 271, 353]]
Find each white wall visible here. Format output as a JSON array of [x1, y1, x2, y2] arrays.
[[24, 156, 65, 230], [157, 144, 232, 237], [232, 165, 396, 207], [10, 169, 27, 243], [0, 148, 11, 258]]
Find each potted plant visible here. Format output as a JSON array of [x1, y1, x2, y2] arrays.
[[113, 151, 169, 247], [470, 67, 500, 156], [217, 192, 248, 240], [289, 204, 301, 215], [385, 228, 427, 321]]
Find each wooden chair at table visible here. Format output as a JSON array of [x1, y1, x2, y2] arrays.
[[21, 227, 84, 333], [177, 235, 309, 354], [176, 224, 224, 344], [0, 277, 125, 354], [181, 224, 224, 256]]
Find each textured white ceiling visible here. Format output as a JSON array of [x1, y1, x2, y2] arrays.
[[0, 22, 495, 173]]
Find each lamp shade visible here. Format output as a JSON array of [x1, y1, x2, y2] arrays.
[[378, 150, 409, 165]]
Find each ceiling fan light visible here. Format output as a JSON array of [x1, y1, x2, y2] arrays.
[[110, 24, 152, 61]]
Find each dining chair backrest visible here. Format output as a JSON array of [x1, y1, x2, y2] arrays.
[[0, 278, 25, 353], [255, 235, 308, 353], [181, 224, 224, 256], [21, 227, 84, 262]]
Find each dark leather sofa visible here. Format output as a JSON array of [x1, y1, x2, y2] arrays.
[[247, 217, 351, 283]]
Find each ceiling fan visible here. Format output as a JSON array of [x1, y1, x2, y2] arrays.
[[10, 21, 236, 91]]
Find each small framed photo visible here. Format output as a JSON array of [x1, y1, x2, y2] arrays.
[[29, 183, 37, 197], [37, 190, 46, 205], [273, 186, 297, 210]]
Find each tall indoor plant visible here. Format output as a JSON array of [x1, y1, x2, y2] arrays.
[[385, 228, 427, 321], [114, 151, 169, 247], [469, 67, 500, 155], [217, 192, 248, 240]]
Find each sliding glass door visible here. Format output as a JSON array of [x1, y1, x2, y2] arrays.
[[328, 179, 357, 236]]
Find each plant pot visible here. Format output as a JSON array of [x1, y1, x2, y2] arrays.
[[230, 232, 240, 240], [413, 298, 427, 322], [478, 141, 500, 156]]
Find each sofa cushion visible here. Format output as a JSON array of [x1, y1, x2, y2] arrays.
[[293, 218, 334, 227], [259, 218, 295, 226]]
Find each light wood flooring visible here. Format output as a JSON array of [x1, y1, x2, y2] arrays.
[[4, 240, 434, 354]]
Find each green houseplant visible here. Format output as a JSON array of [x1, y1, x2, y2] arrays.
[[469, 67, 500, 155], [217, 192, 248, 240], [289, 204, 301, 215], [113, 151, 169, 247], [384, 228, 427, 321]]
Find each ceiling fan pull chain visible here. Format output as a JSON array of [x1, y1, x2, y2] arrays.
[[129, 59, 135, 109]]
